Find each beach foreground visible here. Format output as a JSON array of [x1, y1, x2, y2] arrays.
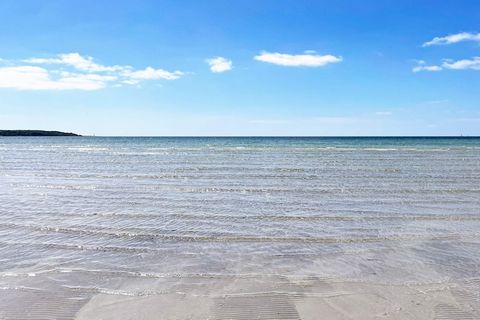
[[76, 278, 479, 320], [0, 137, 479, 319]]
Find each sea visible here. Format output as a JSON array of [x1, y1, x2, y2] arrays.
[[0, 137, 479, 319]]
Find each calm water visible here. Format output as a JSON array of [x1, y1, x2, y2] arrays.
[[1, 137, 480, 318]]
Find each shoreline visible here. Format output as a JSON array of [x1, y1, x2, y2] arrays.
[[0, 130, 80, 136]]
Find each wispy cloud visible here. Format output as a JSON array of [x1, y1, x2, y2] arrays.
[[206, 57, 232, 73], [423, 32, 480, 47], [375, 111, 392, 116], [248, 119, 290, 125], [425, 99, 449, 105], [413, 57, 480, 72], [422, 32, 480, 47], [412, 65, 442, 72], [254, 51, 342, 67], [411, 60, 442, 72], [442, 57, 480, 70], [417, 33, 480, 72], [0, 52, 184, 90], [312, 117, 357, 125]]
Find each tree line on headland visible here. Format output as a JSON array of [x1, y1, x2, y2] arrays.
[[0, 130, 80, 136]]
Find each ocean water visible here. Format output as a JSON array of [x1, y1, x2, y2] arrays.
[[1, 137, 479, 319]]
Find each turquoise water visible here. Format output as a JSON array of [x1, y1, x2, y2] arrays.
[[0, 137, 479, 318]]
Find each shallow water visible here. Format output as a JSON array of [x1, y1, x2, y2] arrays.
[[1, 137, 479, 319]]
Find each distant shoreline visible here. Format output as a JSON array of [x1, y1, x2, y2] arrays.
[[0, 130, 80, 136], [0, 132, 478, 138]]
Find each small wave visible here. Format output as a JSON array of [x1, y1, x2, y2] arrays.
[[64, 285, 171, 296], [0, 224, 477, 244]]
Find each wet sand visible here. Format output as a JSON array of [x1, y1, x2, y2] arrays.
[[74, 277, 480, 320], [2, 239, 479, 319]]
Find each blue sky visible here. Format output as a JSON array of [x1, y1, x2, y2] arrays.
[[0, 0, 479, 136]]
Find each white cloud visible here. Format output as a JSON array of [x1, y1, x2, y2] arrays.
[[0, 66, 114, 90], [412, 65, 442, 72], [206, 57, 232, 73], [122, 67, 183, 80], [254, 51, 342, 67], [0, 53, 184, 90], [442, 57, 480, 70], [423, 32, 480, 47]]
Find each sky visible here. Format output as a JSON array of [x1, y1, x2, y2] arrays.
[[0, 0, 479, 136]]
